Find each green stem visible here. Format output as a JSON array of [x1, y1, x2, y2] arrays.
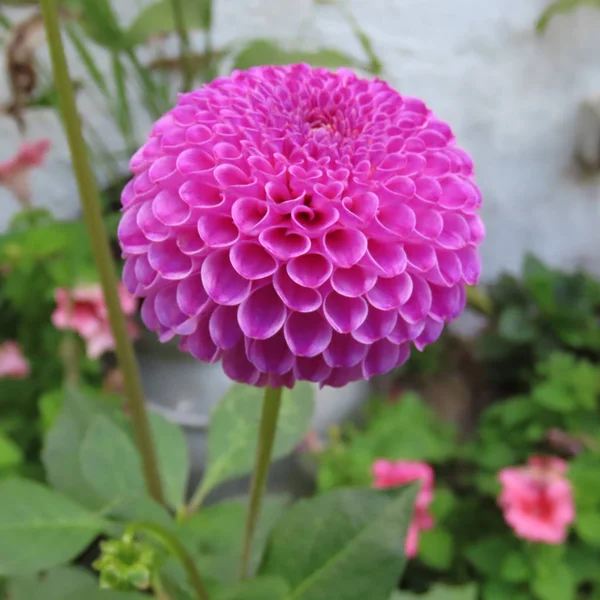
[[171, 0, 194, 91], [128, 521, 210, 600], [40, 0, 166, 507], [238, 386, 283, 579], [126, 48, 167, 118]]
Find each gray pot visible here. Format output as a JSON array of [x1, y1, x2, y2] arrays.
[[136, 332, 370, 500]]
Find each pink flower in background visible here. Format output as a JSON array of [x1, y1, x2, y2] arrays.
[[52, 283, 139, 359], [498, 455, 574, 544], [119, 64, 483, 388], [0, 341, 30, 378], [373, 459, 435, 557], [0, 139, 50, 207]]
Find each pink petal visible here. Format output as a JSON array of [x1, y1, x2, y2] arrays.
[[273, 268, 322, 312], [238, 284, 287, 340], [331, 265, 377, 297], [352, 306, 397, 344], [259, 227, 311, 260], [294, 355, 332, 383], [209, 305, 243, 349], [198, 215, 240, 248], [323, 229, 367, 268], [177, 274, 209, 317], [363, 338, 400, 379], [287, 253, 333, 288], [323, 332, 368, 368], [323, 292, 368, 334], [148, 239, 194, 280], [246, 331, 295, 374], [284, 310, 332, 357], [366, 240, 407, 277], [201, 249, 252, 305], [399, 275, 432, 324], [366, 273, 413, 310]]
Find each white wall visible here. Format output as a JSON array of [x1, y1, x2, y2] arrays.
[[1, 0, 600, 280]]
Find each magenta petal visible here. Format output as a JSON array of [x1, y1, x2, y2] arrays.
[[137, 202, 170, 242], [259, 227, 311, 260], [414, 208, 444, 240], [179, 181, 223, 209], [198, 215, 240, 248], [323, 229, 367, 268], [222, 341, 260, 385], [284, 310, 332, 357], [405, 244, 437, 273], [268, 370, 296, 389], [323, 292, 368, 334], [134, 255, 159, 290], [294, 356, 332, 383], [119, 206, 149, 254], [339, 192, 378, 226], [148, 239, 194, 280], [201, 249, 252, 305], [435, 251, 462, 286], [231, 241, 278, 280], [246, 331, 295, 374], [457, 246, 481, 285], [430, 284, 465, 321], [331, 265, 377, 297], [177, 274, 209, 317], [366, 240, 407, 277], [323, 332, 368, 368], [176, 148, 215, 175], [214, 163, 251, 187], [176, 228, 206, 256], [399, 275, 433, 323], [238, 284, 287, 340], [352, 306, 397, 343], [152, 189, 191, 226], [414, 318, 445, 350], [438, 213, 470, 250], [141, 294, 160, 331], [366, 273, 413, 310], [155, 285, 187, 328], [387, 317, 426, 344], [186, 313, 221, 363], [290, 204, 339, 235], [273, 268, 322, 312], [363, 338, 400, 379], [232, 197, 274, 234], [209, 305, 242, 349], [375, 204, 416, 238], [324, 365, 364, 388], [287, 253, 333, 288]]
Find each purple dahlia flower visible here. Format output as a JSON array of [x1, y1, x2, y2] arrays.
[[119, 64, 484, 388]]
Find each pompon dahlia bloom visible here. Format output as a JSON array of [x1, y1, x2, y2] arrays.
[[118, 64, 483, 388], [498, 456, 575, 544], [51, 283, 139, 359], [373, 460, 435, 557], [0, 340, 30, 378]]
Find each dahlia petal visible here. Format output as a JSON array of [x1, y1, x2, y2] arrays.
[[287, 253, 333, 288], [179, 180, 224, 209], [238, 284, 286, 340], [152, 189, 191, 226], [324, 365, 364, 388], [148, 239, 194, 280], [323, 229, 367, 268], [323, 292, 368, 334], [387, 318, 426, 344], [209, 305, 242, 349], [284, 310, 332, 357], [246, 331, 295, 375], [438, 213, 470, 250], [186, 313, 220, 362], [268, 370, 296, 389], [222, 341, 260, 385], [331, 265, 377, 297], [122, 258, 139, 295], [177, 274, 209, 316], [198, 214, 240, 248], [424, 152, 451, 177], [323, 332, 369, 368], [259, 226, 311, 260], [405, 244, 437, 273], [439, 175, 471, 209], [201, 249, 252, 305], [294, 355, 332, 382], [339, 192, 378, 226], [176, 148, 215, 175], [273, 268, 322, 312], [366, 240, 407, 277], [230, 241, 278, 280], [430, 284, 465, 321], [176, 228, 206, 256], [119, 206, 150, 254], [457, 246, 481, 285], [352, 306, 397, 343], [366, 273, 413, 310], [137, 202, 170, 242], [399, 275, 432, 323], [148, 155, 177, 183], [363, 338, 400, 379], [414, 208, 444, 239], [141, 294, 160, 331], [465, 214, 485, 244], [414, 318, 444, 350], [291, 204, 339, 235], [155, 285, 188, 328], [415, 177, 443, 204], [434, 250, 462, 286], [375, 204, 416, 238]]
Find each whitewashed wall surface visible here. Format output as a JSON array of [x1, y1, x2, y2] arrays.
[[1, 0, 600, 280]]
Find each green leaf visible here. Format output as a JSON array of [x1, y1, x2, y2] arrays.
[[0, 432, 23, 469], [76, 0, 131, 50], [393, 584, 478, 600], [198, 383, 314, 498], [418, 527, 453, 570], [536, 0, 600, 33], [8, 566, 96, 600], [532, 561, 575, 600], [429, 487, 456, 520], [42, 388, 120, 509], [464, 535, 516, 577], [213, 577, 291, 600], [497, 307, 536, 343], [500, 550, 530, 583], [149, 411, 190, 510], [234, 40, 357, 71], [481, 582, 529, 600], [261, 486, 417, 600], [63, 589, 147, 600], [575, 511, 600, 547], [0, 478, 104, 575], [127, 0, 211, 45], [176, 496, 287, 584]]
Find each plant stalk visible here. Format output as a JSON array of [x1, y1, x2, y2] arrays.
[[128, 521, 211, 600], [238, 386, 283, 579], [171, 0, 194, 91], [40, 0, 165, 506]]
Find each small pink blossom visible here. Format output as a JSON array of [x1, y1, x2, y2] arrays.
[[51, 283, 139, 359], [0, 139, 50, 207], [498, 455, 575, 544], [373, 459, 435, 557], [0, 340, 30, 378]]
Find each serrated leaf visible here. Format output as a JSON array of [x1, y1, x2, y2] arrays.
[[197, 383, 314, 499], [261, 486, 417, 600], [233, 39, 357, 71], [0, 478, 104, 575]]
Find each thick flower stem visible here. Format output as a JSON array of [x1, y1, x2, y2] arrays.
[[238, 386, 283, 579], [40, 0, 165, 506], [128, 521, 211, 600]]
